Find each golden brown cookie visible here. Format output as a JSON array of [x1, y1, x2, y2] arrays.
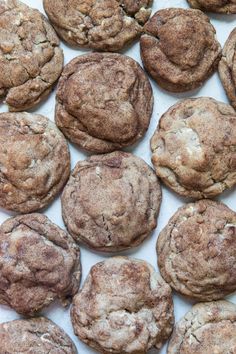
[[140, 8, 221, 92], [157, 199, 236, 301], [168, 301, 236, 353], [43, 0, 152, 51], [61, 151, 161, 252], [0, 213, 81, 315], [55, 53, 153, 153], [71, 257, 174, 354], [151, 97, 236, 199], [0, 0, 63, 111]]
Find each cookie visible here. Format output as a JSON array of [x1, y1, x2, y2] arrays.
[[55, 53, 153, 153], [0, 213, 81, 315], [61, 151, 161, 252], [219, 28, 236, 110], [157, 199, 236, 301], [151, 97, 236, 199], [187, 0, 236, 13], [0, 0, 63, 111], [71, 257, 174, 354], [0, 112, 70, 213], [140, 8, 221, 92], [0, 317, 77, 353], [43, 0, 152, 52], [168, 300, 236, 353]]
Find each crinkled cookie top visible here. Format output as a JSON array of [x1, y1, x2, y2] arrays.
[[0, 213, 81, 315], [43, 0, 152, 51], [157, 199, 236, 301], [0, 112, 70, 213], [0, 0, 63, 111], [71, 257, 174, 354], [151, 97, 236, 198], [62, 151, 161, 252], [188, 0, 236, 14], [56, 53, 153, 153], [0, 317, 77, 353]]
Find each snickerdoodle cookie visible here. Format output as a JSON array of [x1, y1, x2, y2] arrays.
[[151, 97, 236, 199], [55, 53, 153, 153], [71, 257, 174, 354], [157, 199, 236, 301], [62, 151, 161, 252], [0, 0, 63, 111], [140, 8, 221, 92], [0, 213, 81, 316]]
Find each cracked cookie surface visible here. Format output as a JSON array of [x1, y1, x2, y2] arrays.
[[43, 0, 152, 51], [0, 317, 77, 353], [0, 0, 63, 111], [168, 300, 236, 353], [0, 112, 70, 213], [151, 97, 236, 199], [187, 0, 236, 13], [55, 53, 153, 153], [71, 257, 174, 354], [219, 28, 236, 110], [157, 199, 236, 301], [0, 213, 81, 315], [140, 8, 221, 92], [61, 151, 161, 252]]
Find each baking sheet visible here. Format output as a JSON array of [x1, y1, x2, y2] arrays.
[[0, 1, 236, 353]]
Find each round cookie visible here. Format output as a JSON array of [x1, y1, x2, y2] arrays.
[[43, 0, 152, 52], [167, 300, 236, 353], [0, 0, 63, 111], [0, 317, 77, 353], [157, 199, 236, 301], [61, 151, 161, 252], [71, 257, 174, 354], [0, 112, 70, 213], [55, 53, 153, 153], [219, 28, 236, 110], [187, 0, 236, 13], [140, 8, 221, 92], [151, 97, 236, 199], [0, 213, 81, 315]]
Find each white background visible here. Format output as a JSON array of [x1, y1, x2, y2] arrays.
[[0, 1, 236, 353]]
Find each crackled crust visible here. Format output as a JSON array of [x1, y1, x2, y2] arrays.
[[140, 8, 221, 92], [61, 151, 161, 252], [0, 317, 77, 353], [71, 257, 174, 354], [188, 0, 236, 13], [151, 97, 236, 199], [157, 199, 236, 301], [168, 301, 236, 353], [0, 112, 70, 213], [0, 213, 81, 315], [219, 28, 236, 110], [43, 0, 152, 51], [0, 0, 63, 111], [55, 53, 153, 153]]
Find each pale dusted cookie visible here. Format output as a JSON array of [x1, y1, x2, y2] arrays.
[[0, 317, 77, 353], [140, 8, 221, 92], [219, 28, 236, 110], [151, 97, 236, 199], [43, 0, 152, 52], [157, 199, 236, 301], [0, 213, 81, 315], [55, 53, 153, 153], [0, 112, 70, 213], [71, 257, 174, 354], [188, 0, 236, 13], [0, 0, 63, 111], [62, 151, 161, 252], [168, 301, 236, 353]]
